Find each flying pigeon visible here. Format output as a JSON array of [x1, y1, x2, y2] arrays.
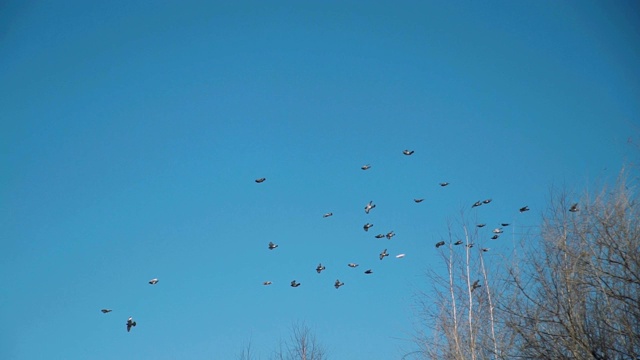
[[492, 228, 503, 234], [364, 269, 373, 274], [491, 235, 499, 240], [483, 199, 492, 204], [414, 198, 424, 203], [316, 263, 326, 274], [101, 309, 112, 314], [379, 248, 389, 260], [520, 206, 530, 213], [361, 164, 371, 170], [482, 248, 490, 252], [477, 223, 486, 228], [453, 240, 463, 245], [363, 223, 373, 231], [126, 317, 137, 332], [149, 278, 158, 285], [255, 178, 266, 183], [263, 281, 272, 286], [375, 234, 385, 239], [334, 279, 344, 289], [290, 280, 301, 288], [386, 231, 395, 240], [395, 253, 406, 258], [268, 241, 278, 250], [348, 263, 359, 268], [440, 182, 450, 187], [472, 201, 483, 208], [471, 280, 481, 292], [467, 243, 474, 248], [403, 150, 415, 155], [501, 223, 510, 227], [569, 203, 579, 212], [435, 241, 445, 248], [323, 212, 333, 218], [364, 201, 376, 214]]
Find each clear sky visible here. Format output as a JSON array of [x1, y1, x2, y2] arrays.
[[1, 1, 639, 359]]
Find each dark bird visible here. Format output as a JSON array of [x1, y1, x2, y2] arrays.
[[290, 280, 301, 288], [440, 182, 450, 187], [492, 228, 503, 234], [386, 231, 395, 240], [334, 279, 344, 289], [403, 150, 415, 155], [268, 241, 278, 250], [375, 234, 385, 239], [471, 280, 481, 292], [363, 223, 373, 232], [491, 235, 499, 240], [379, 248, 389, 260], [477, 223, 486, 228], [472, 201, 483, 208], [364, 269, 373, 274], [323, 212, 333, 218], [361, 164, 371, 170], [483, 199, 492, 204], [348, 263, 359, 268], [454, 240, 463, 245], [482, 248, 490, 252], [501, 223, 510, 227], [364, 201, 376, 214], [316, 263, 326, 274], [255, 178, 266, 183], [263, 281, 272, 286], [569, 203, 579, 212], [467, 243, 474, 248], [148, 278, 158, 285], [414, 198, 424, 203], [520, 206, 530, 213], [126, 317, 137, 332], [101, 309, 112, 314], [435, 241, 445, 248]]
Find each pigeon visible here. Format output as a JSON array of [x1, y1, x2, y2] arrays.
[[361, 164, 371, 170], [472, 201, 483, 208], [290, 280, 301, 288], [482, 248, 490, 252], [501, 223, 510, 227], [403, 150, 415, 155], [364, 201, 376, 214], [492, 228, 503, 234], [101, 309, 112, 314], [255, 178, 266, 183], [149, 278, 158, 285], [375, 234, 385, 239], [268, 241, 278, 250], [364, 269, 373, 274], [379, 248, 389, 260], [396, 253, 406, 258], [323, 212, 333, 218], [386, 231, 395, 240], [467, 243, 474, 248], [483, 199, 492, 204], [491, 235, 499, 240], [263, 281, 272, 286], [440, 182, 450, 187], [435, 241, 445, 248], [569, 203, 579, 212], [414, 198, 424, 203], [520, 206, 530, 213], [471, 280, 481, 292], [334, 279, 344, 289], [477, 223, 486, 228], [316, 263, 326, 274], [454, 240, 463, 245], [363, 223, 373, 231], [348, 263, 359, 268], [126, 317, 137, 332]]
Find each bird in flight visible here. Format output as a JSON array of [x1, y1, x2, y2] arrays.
[[454, 240, 463, 245], [569, 203, 579, 212], [323, 212, 333, 218], [263, 281, 272, 286], [472, 201, 483, 208], [395, 253, 406, 258], [492, 228, 503, 234], [348, 263, 359, 268], [364, 269, 373, 274], [491, 234, 499, 240], [334, 279, 344, 289], [483, 199, 492, 204], [471, 280, 481, 292], [149, 278, 158, 285], [101, 309, 112, 314], [268, 241, 278, 250], [501, 223, 510, 227], [364, 201, 376, 214], [477, 223, 486, 228], [255, 178, 266, 183], [414, 198, 424, 203], [126, 317, 137, 332], [375, 234, 385, 239], [435, 241, 445, 248], [363, 223, 373, 232], [316, 263, 326, 274], [379, 248, 389, 260], [361, 164, 371, 170], [482, 248, 490, 252], [403, 150, 414, 155], [440, 182, 450, 187], [386, 231, 395, 240], [520, 206, 530, 213], [290, 280, 301, 288]]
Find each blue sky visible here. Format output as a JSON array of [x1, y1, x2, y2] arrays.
[[1, 1, 638, 359]]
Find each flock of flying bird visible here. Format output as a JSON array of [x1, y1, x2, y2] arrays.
[[100, 149, 581, 332]]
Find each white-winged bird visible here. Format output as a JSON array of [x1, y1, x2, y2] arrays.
[[492, 228, 503, 234], [323, 212, 333, 218], [363, 223, 373, 232], [361, 164, 371, 170], [483, 199, 492, 204], [403, 150, 414, 155], [149, 278, 158, 285], [364, 201, 376, 214], [268, 241, 278, 250], [472, 201, 483, 208], [263, 281, 272, 286], [379, 248, 389, 260], [348, 263, 359, 268], [126, 317, 137, 332], [334, 279, 344, 289]]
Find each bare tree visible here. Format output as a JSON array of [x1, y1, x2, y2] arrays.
[[271, 322, 327, 360]]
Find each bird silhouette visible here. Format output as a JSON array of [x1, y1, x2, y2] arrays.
[[101, 309, 112, 314], [263, 281, 272, 286], [375, 234, 385, 239], [491, 235, 499, 240], [403, 150, 414, 155], [316, 263, 326, 274], [255, 178, 266, 183], [323, 212, 333, 218], [363, 223, 373, 231], [435, 241, 445, 248], [454, 240, 463, 245], [472, 201, 483, 208], [440, 182, 450, 187], [569, 203, 579, 212], [501, 223, 510, 227], [364, 269, 373, 274], [149, 278, 158, 285], [268, 241, 278, 250], [126, 317, 137, 332], [386, 231, 395, 240], [483, 199, 492, 204], [477, 223, 486, 228], [379, 249, 389, 260], [520, 206, 530, 213], [290, 280, 301, 287], [348, 263, 359, 268], [364, 201, 376, 214], [334, 279, 344, 289], [361, 164, 371, 170], [414, 198, 424, 203], [471, 280, 481, 292]]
